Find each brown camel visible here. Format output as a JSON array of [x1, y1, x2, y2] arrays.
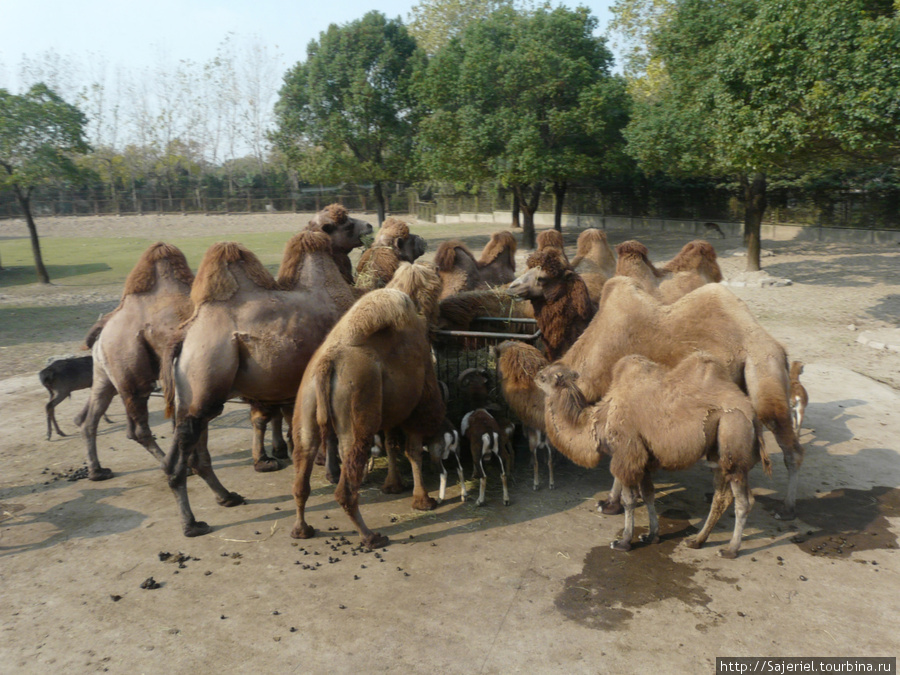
[[305, 203, 374, 284], [561, 276, 802, 519], [162, 232, 358, 536], [493, 340, 555, 491], [536, 229, 569, 264], [290, 283, 445, 549], [506, 248, 594, 360], [476, 231, 518, 286], [434, 239, 487, 298], [355, 217, 427, 290], [77, 243, 195, 481], [536, 355, 771, 558], [615, 239, 722, 304]]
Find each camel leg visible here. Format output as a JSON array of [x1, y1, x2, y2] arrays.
[[546, 441, 555, 491], [405, 433, 437, 511], [80, 374, 117, 481], [249, 405, 280, 473], [529, 428, 541, 490], [190, 427, 244, 507], [599, 477, 624, 515], [772, 417, 804, 521], [336, 435, 388, 550], [611, 483, 637, 551], [270, 408, 291, 460], [382, 429, 407, 494], [721, 477, 752, 559], [164, 416, 212, 537], [121, 393, 166, 465], [290, 423, 319, 540], [638, 473, 659, 545], [324, 432, 340, 484], [685, 468, 734, 550]]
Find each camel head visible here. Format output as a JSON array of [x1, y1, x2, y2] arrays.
[[535, 363, 578, 396], [506, 248, 570, 300], [307, 203, 373, 253]]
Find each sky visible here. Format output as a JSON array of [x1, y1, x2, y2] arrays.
[[0, 0, 619, 87]]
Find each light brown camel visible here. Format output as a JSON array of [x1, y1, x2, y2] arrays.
[[561, 276, 802, 519], [615, 239, 722, 304], [506, 248, 594, 360], [476, 231, 518, 286], [77, 243, 195, 481], [305, 203, 374, 285], [536, 355, 771, 558], [355, 217, 427, 290], [434, 239, 488, 299], [571, 228, 617, 278], [493, 340, 555, 491], [162, 232, 358, 536], [290, 283, 445, 549]]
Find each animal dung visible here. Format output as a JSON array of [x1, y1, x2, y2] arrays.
[[139, 577, 160, 590]]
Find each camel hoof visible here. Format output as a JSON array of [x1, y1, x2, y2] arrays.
[[184, 521, 211, 537], [774, 505, 796, 521], [412, 495, 437, 511], [290, 522, 315, 539], [639, 534, 660, 545], [217, 492, 244, 507], [719, 549, 739, 560], [272, 447, 289, 461], [611, 539, 631, 552], [362, 532, 389, 550], [314, 452, 326, 466], [325, 470, 339, 485], [88, 468, 114, 481], [599, 499, 624, 515], [684, 537, 702, 550], [381, 481, 407, 495], [254, 458, 281, 473]]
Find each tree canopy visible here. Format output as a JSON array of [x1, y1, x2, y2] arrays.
[[416, 4, 628, 245], [408, 0, 514, 55], [271, 11, 425, 224], [0, 83, 90, 283]]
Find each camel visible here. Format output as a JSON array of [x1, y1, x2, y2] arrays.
[[506, 248, 594, 360], [536, 229, 569, 264], [560, 276, 803, 519], [434, 239, 488, 299], [290, 282, 445, 549], [571, 229, 617, 278], [305, 203, 374, 285], [77, 242, 195, 481], [476, 231, 518, 286], [355, 217, 427, 290], [615, 239, 722, 304], [493, 340, 555, 491], [436, 289, 533, 331], [536, 355, 771, 558], [162, 232, 359, 536]]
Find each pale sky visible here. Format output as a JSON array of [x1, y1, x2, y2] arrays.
[[0, 0, 618, 86]]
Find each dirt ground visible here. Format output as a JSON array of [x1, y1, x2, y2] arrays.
[[1, 214, 898, 674]]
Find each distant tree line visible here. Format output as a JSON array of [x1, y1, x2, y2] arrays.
[[1, 0, 899, 281]]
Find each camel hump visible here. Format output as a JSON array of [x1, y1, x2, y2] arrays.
[[336, 288, 420, 345], [277, 230, 333, 287], [309, 203, 349, 228], [495, 340, 547, 379], [575, 228, 607, 253], [122, 242, 194, 296], [374, 217, 411, 246], [386, 261, 443, 323], [664, 240, 722, 282], [479, 231, 517, 265], [526, 247, 568, 274], [537, 229, 565, 251], [191, 241, 277, 306], [434, 239, 476, 272]]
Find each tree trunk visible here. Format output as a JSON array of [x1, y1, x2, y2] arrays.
[[514, 183, 542, 249], [511, 189, 521, 229], [552, 181, 567, 232], [14, 186, 50, 284], [373, 180, 386, 226], [741, 172, 766, 272]]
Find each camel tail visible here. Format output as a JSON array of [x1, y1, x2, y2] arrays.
[[314, 355, 335, 441], [161, 336, 184, 420]]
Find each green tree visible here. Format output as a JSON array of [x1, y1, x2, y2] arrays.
[[408, 0, 514, 54], [623, 0, 900, 270], [417, 5, 626, 246], [272, 11, 424, 225], [0, 83, 89, 283]]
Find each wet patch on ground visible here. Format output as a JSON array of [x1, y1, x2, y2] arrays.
[[758, 487, 899, 558], [555, 509, 710, 631]]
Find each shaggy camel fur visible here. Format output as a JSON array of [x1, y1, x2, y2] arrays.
[[506, 248, 594, 360], [434, 239, 488, 298], [536, 229, 569, 263], [305, 203, 374, 285], [355, 217, 427, 290], [78, 243, 195, 481], [537, 355, 771, 558], [436, 289, 533, 331], [571, 229, 617, 278], [493, 340, 555, 491], [290, 286, 445, 549], [561, 276, 803, 519], [790, 361, 809, 432], [615, 240, 722, 304], [476, 231, 518, 286], [163, 233, 357, 536]]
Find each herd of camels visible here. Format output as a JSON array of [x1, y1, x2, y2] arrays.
[[59, 204, 806, 558]]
